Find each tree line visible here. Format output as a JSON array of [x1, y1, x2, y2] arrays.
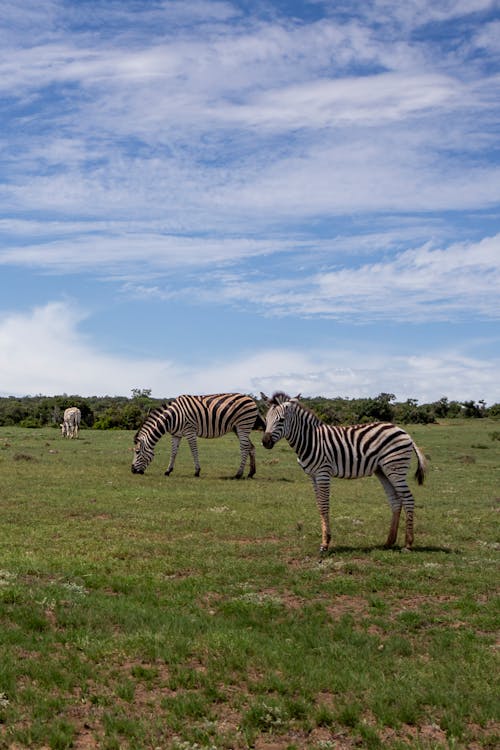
[[0, 389, 498, 430]]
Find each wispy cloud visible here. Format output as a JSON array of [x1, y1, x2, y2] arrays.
[[218, 73, 463, 130], [184, 234, 500, 322], [313, 234, 500, 321], [0, 233, 292, 274], [1, 227, 499, 322], [1, 0, 498, 229]]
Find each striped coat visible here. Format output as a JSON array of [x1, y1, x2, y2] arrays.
[[132, 393, 265, 478], [261, 392, 426, 553]]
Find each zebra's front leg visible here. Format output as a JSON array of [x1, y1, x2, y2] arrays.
[[312, 475, 331, 554], [247, 441, 256, 478], [165, 436, 181, 476]]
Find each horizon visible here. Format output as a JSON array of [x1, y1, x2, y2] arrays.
[[0, 391, 495, 409]]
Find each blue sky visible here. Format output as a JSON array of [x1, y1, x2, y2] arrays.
[[1, 0, 499, 403]]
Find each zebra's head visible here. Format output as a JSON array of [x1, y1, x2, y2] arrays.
[[131, 408, 170, 474], [260, 391, 301, 449], [131, 432, 155, 474]]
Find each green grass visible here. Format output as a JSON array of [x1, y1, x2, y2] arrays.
[[0, 420, 498, 749]]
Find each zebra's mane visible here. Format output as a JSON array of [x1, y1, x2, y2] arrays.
[[268, 392, 325, 426], [269, 391, 292, 405]]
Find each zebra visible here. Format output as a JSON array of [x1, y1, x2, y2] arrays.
[[131, 393, 266, 478], [60, 407, 81, 439], [260, 392, 427, 554]]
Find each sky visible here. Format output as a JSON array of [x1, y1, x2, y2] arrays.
[[1, 0, 500, 404]]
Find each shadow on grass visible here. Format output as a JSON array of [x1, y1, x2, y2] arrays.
[[220, 475, 295, 482], [324, 544, 456, 556]]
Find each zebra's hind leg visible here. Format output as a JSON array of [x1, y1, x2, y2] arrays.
[[376, 468, 415, 550], [386, 507, 402, 549], [392, 477, 415, 550], [376, 468, 402, 548], [185, 433, 201, 477], [247, 440, 256, 478], [402, 491, 415, 550]]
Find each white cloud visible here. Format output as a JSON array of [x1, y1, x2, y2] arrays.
[[213, 133, 500, 217], [0, 302, 179, 397], [474, 19, 500, 54], [0, 234, 290, 274], [0, 302, 498, 403], [3, 120, 500, 226], [177, 234, 500, 322], [219, 73, 462, 130], [1, 1, 499, 230], [314, 234, 500, 320], [157, 0, 240, 25], [3, 233, 497, 323], [370, 0, 497, 29]]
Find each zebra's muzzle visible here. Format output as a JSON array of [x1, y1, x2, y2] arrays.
[[262, 433, 275, 449], [131, 465, 144, 474]]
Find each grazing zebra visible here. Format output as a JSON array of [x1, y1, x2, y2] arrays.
[[131, 393, 265, 478], [261, 392, 427, 554], [60, 407, 81, 439]]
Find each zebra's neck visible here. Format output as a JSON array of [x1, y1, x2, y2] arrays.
[[141, 410, 170, 446], [285, 404, 321, 456]]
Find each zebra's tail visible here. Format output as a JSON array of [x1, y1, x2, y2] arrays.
[[413, 443, 427, 485]]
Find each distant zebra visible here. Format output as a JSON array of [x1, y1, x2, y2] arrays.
[[61, 407, 81, 439], [131, 393, 265, 478], [261, 392, 427, 553]]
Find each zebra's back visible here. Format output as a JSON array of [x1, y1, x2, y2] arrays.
[[170, 393, 259, 438]]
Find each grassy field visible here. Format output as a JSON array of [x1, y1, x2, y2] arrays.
[[0, 419, 498, 749]]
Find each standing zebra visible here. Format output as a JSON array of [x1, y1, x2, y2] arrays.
[[132, 393, 265, 478], [60, 407, 81, 439], [261, 392, 427, 554]]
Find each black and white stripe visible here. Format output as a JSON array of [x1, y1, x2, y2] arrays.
[[132, 393, 265, 478], [261, 392, 427, 553]]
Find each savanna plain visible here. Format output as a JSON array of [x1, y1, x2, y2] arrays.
[[0, 420, 498, 750]]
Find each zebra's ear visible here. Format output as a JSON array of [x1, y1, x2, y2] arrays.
[[292, 393, 302, 401], [260, 392, 270, 404]]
